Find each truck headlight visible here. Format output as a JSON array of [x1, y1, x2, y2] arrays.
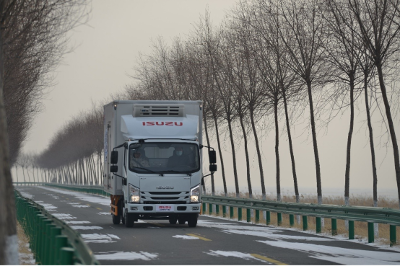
[[128, 184, 140, 203], [190, 185, 200, 203]]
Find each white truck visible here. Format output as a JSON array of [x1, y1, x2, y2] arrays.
[[103, 100, 216, 227]]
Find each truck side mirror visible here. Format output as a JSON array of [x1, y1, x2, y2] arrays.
[[110, 165, 118, 173], [209, 164, 217, 172], [209, 150, 216, 164], [111, 150, 118, 164]]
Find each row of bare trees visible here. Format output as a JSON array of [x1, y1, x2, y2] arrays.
[[0, 0, 89, 263], [31, 0, 400, 212]]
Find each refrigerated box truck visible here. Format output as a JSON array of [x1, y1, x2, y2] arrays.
[[103, 100, 217, 227]]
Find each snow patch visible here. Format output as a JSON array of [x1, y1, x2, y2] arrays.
[[257, 240, 400, 265], [71, 205, 89, 208], [52, 213, 76, 220], [39, 186, 110, 206], [5, 234, 19, 265], [65, 221, 91, 224], [71, 226, 103, 230], [81, 233, 120, 243], [40, 203, 57, 211], [173, 235, 199, 240], [95, 251, 158, 261], [19, 192, 33, 199], [224, 229, 332, 241]]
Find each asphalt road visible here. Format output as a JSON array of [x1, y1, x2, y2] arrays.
[[16, 186, 400, 265]]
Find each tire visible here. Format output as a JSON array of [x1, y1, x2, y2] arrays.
[[125, 209, 134, 228], [178, 218, 186, 225], [112, 213, 120, 225], [169, 216, 177, 224], [188, 214, 198, 227]]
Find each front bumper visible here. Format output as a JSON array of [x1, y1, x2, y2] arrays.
[[126, 202, 201, 214]]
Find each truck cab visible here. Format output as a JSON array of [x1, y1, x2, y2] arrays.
[[103, 100, 216, 227]]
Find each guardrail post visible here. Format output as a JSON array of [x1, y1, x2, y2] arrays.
[[44, 223, 56, 265], [277, 213, 282, 226], [55, 235, 68, 264], [266, 211, 271, 225], [302, 216, 308, 231], [60, 247, 75, 265], [349, 220, 354, 239], [247, 209, 251, 223], [230, 206, 234, 219], [209, 203, 212, 215], [331, 218, 337, 235], [222, 206, 226, 217], [368, 222, 374, 243], [49, 227, 62, 264], [202, 202, 206, 214], [238, 207, 242, 221], [289, 214, 294, 227], [216, 204, 219, 216], [316, 217, 321, 233], [390, 225, 396, 247], [255, 210, 260, 224]]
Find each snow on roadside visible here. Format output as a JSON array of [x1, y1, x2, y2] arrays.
[[38, 186, 110, 206], [94, 251, 158, 261]]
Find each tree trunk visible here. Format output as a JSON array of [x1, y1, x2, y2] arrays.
[[227, 117, 239, 197], [306, 80, 322, 204], [274, 100, 281, 202], [344, 76, 355, 205], [376, 64, 400, 208], [239, 113, 252, 198], [213, 115, 227, 195], [0, 16, 17, 262], [282, 89, 299, 203], [203, 114, 212, 194], [249, 108, 266, 199]]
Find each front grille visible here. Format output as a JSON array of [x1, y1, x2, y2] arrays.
[[150, 197, 179, 200], [143, 201, 187, 204], [148, 192, 181, 195]]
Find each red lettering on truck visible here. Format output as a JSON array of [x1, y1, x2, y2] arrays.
[[142, 122, 183, 126]]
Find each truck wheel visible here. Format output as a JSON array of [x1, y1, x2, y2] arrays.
[[112, 214, 120, 225], [125, 210, 134, 228], [178, 218, 186, 224], [169, 216, 177, 224], [188, 214, 198, 227]]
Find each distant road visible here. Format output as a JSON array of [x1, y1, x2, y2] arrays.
[[17, 186, 400, 265]]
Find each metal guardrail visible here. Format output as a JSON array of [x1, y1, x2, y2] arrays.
[[15, 189, 99, 264], [202, 195, 399, 246], [14, 182, 399, 247]]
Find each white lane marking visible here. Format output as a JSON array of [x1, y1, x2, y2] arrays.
[[257, 240, 400, 265], [205, 250, 265, 262], [98, 212, 111, 215], [70, 226, 103, 230], [95, 251, 158, 261], [173, 235, 199, 240], [81, 233, 120, 243]]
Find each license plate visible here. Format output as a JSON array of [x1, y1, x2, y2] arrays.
[[156, 205, 174, 212]]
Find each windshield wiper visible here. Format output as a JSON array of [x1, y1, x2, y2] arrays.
[[163, 170, 192, 176], [133, 167, 160, 175]]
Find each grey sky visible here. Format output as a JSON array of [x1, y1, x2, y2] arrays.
[[20, 0, 399, 198]]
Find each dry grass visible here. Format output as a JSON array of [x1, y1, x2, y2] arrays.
[[17, 221, 36, 265], [203, 192, 400, 246]]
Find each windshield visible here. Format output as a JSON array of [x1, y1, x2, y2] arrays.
[[129, 142, 200, 174]]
